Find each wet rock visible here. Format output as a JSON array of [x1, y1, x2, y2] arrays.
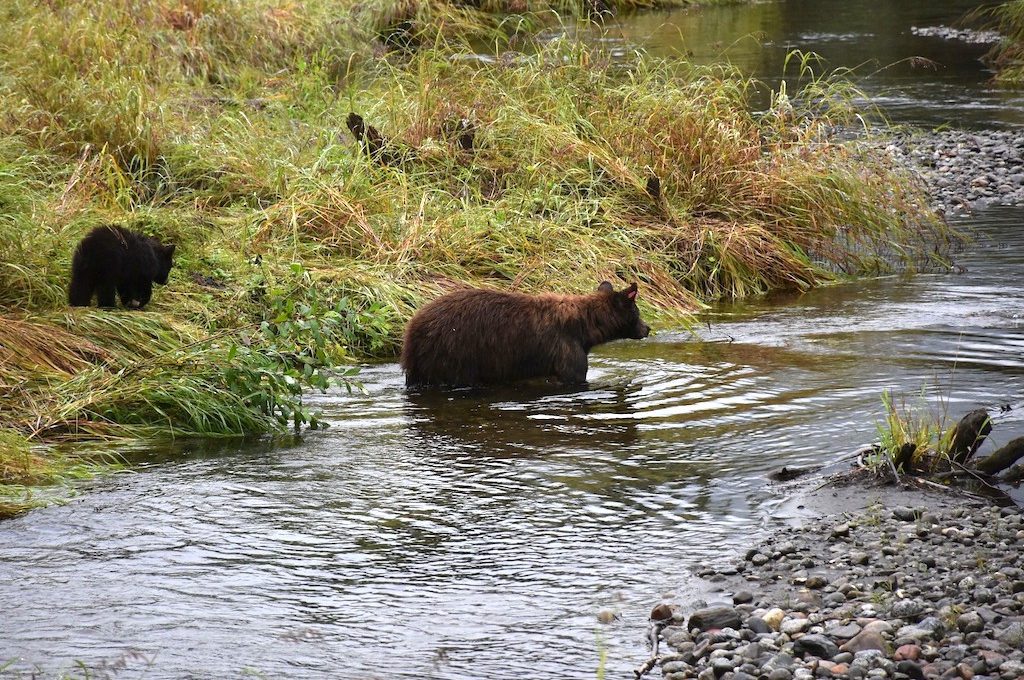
[[687, 606, 741, 632], [649, 497, 1024, 680], [806, 575, 828, 589], [890, 599, 926, 620], [999, 659, 1024, 676], [910, 25, 1001, 44], [849, 552, 870, 566], [896, 659, 926, 679], [957, 612, 984, 634], [893, 507, 922, 522], [895, 643, 922, 661], [711, 657, 734, 677], [794, 634, 841, 660], [733, 590, 754, 604], [995, 621, 1024, 647], [840, 629, 888, 654], [861, 620, 894, 635], [827, 622, 862, 639], [747, 616, 771, 634], [763, 608, 785, 631], [651, 603, 674, 622], [782, 617, 813, 635]]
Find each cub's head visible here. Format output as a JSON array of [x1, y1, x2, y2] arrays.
[[597, 281, 651, 340], [153, 242, 176, 285]]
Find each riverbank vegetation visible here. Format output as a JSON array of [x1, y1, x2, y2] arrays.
[[985, 0, 1024, 84], [870, 390, 1023, 491], [0, 0, 952, 515]]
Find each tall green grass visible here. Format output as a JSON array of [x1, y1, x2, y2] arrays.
[[974, 0, 1024, 84], [0, 0, 952, 513]]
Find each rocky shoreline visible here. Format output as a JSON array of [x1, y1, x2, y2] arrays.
[[886, 129, 1024, 215], [641, 128, 1024, 680], [909, 26, 1001, 45], [648, 484, 1024, 680]]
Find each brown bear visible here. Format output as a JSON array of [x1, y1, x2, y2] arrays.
[[400, 281, 651, 387]]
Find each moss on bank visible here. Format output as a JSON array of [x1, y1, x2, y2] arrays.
[[0, 1, 950, 514]]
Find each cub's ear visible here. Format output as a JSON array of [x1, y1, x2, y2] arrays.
[[624, 282, 638, 300], [597, 281, 614, 294], [164, 244, 176, 258]]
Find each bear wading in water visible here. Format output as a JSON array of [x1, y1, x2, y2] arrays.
[[68, 225, 175, 310], [401, 281, 651, 388]]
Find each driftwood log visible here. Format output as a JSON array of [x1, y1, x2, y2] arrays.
[[949, 409, 992, 465], [974, 436, 1024, 476]]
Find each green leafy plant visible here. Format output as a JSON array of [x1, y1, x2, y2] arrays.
[[224, 264, 364, 431]]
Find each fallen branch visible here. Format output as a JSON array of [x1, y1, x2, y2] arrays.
[[949, 459, 1003, 494], [974, 436, 1024, 475], [634, 606, 670, 680], [633, 621, 664, 680]]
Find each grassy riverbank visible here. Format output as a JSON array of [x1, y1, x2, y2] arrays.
[[0, 0, 950, 515], [986, 0, 1024, 84]]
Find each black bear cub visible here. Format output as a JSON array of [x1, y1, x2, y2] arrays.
[[68, 225, 176, 309], [401, 281, 651, 388]]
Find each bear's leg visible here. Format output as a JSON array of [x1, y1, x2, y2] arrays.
[[96, 283, 117, 308], [68, 267, 95, 307], [118, 279, 153, 309], [136, 279, 153, 309], [555, 345, 589, 385]]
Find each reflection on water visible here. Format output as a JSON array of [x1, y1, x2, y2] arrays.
[[602, 0, 1024, 128], [3, 3, 1024, 678]]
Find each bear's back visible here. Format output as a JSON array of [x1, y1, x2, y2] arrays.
[[401, 288, 586, 387]]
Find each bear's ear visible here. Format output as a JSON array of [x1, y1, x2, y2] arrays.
[[624, 282, 638, 301], [597, 281, 614, 294]]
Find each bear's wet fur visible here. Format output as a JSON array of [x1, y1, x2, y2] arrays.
[[400, 281, 651, 388], [68, 225, 175, 309]]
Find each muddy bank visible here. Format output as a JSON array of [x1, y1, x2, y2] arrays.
[[648, 482, 1024, 680], [887, 129, 1024, 215]]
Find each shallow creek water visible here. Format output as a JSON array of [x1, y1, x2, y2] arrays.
[[3, 1, 1024, 678]]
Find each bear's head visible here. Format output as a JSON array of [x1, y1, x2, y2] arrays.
[[597, 281, 651, 340], [153, 243, 176, 285]]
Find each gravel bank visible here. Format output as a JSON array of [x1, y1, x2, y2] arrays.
[[887, 129, 1024, 215], [909, 26, 1001, 45], [650, 492, 1024, 680]]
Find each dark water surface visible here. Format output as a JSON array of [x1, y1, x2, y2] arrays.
[[606, 0, 1024, 128], [3, 2, 1024, 678]]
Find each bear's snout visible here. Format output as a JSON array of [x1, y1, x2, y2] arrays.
[[634, 321, 651, 339]]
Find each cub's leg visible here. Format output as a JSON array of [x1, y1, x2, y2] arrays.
[[68, 269, 95, 307], [96, 283, 117, 308], [119, 279, 152, 309]]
